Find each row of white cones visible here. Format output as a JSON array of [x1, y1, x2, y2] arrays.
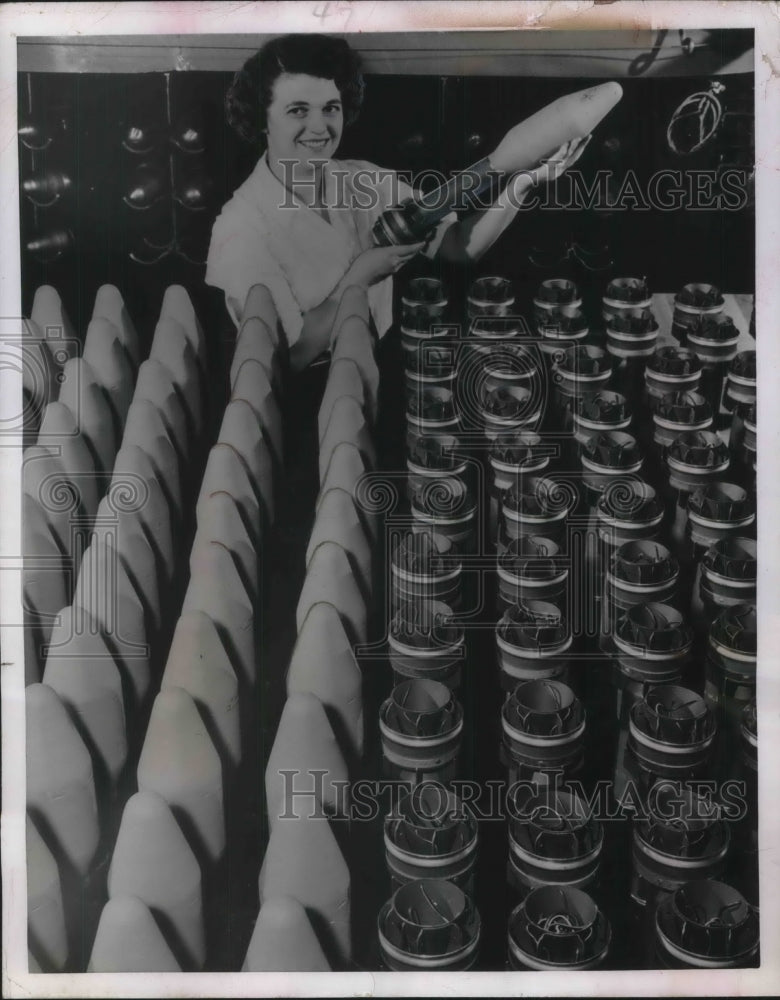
[[26, 281, 212, 972]]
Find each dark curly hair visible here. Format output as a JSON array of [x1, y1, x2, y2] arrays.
[[226, 34, 365, 148]]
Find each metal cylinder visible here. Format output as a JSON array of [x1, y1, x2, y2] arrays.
[[404, 339, 459, 397], [501, 475, 575, 549], [612, 602, 693, 687], [698, 536, 757, 617], [488, 433, 550, 549], [497, 536, 568, 613], [390, 530, 463, 611], [665, 431, 730, 494], [533, 278, 582, 326], [405, 386, 460, 452], [477, 383, 540, 442], [602, 539, 680, 643], [508, 885, 611, 970], [388, 600, 465, 690], [572, 391, 632, 450], [628, 685, 716, 779], [406, 432, 469, 500], [606, 307, 659, 361], [652, 391, 713, 452], [507, 787, 603, 897], [401, 277, 448, 326], [685, 481, 756, 562], [670, 283, 724, 345], [723, 350, 756, 412], [536, 308, 590, 365], [467, 276, 515, 318], [378, 878, 481, 970], [654, 880, 759, 969], [602, 276, 652, 322], [496, 603, 573, 691], [644, 347, 703, 409], [379, 678, 464, 776], [384, 785, 478, 892], [579, 430, 643, 502], [410, 475, 477, 554], [500, 677, 584, 774], [552, 345, 612, 430], [705, 603, 757, 731]]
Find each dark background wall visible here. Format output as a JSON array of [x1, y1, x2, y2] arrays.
[[18, 68, 754, 347]]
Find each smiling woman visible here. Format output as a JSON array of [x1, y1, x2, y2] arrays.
[[206, 34, 588, 371]]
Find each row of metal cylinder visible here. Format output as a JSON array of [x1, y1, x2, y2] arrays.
[[368, 273, 760, 971]]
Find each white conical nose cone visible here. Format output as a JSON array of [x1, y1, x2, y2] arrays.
[[74, 541, 150, 710], [318, 359, 366, 443], [27, 816, 68, 972], [191, 492, 257, 605], [258, 813, 350, 966], [22, 318, 58, 420], [231, 317, 280, 394], [243, 897, 330, 972], [197, 443, 262, 549], [307, 487, 371, 599], [26, 683, 99, 874], [297, 541, 367, 645], [83, 317, 135, 429], [23, 494, 69, 642], [219, 398, 274, 524], [319, 441, 377, 543], [288, 601, 363, 759], [57, 358, 117, 476], [162, 610, 241, 768], [112, 445, 176, 585], [31, 286, 77, 361], [92, 498, 162, 635], [120, 400, 183, 523], [134, 359, 190, 463], [242, 284, 281, 347], [107, 790, 205, 969], [37, 401, 99, 522], [265, 692, 349, 830], [91, 284, 141, 372], [318, 396, 375, 483], [137, 687, 225, 864], [332, 285, 370, 331], [22, 445, 80, 561], [160, 285, 207, 372], [150, 317, 203, 440], [184, 540, 255, 688], [331, 315, 378, 423], [89, 896, 181, 972], [231, 357, 283, 467], [43, 604, 128, 783]]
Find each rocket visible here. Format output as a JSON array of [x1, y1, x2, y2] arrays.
[[149, 317, 203, 442], [107, 790, 205, 969], [42, 604, 128, 785], [57, 357, 117, 476], [137, 687, 226, 865], [192, 491, 257, 606], [306, 487, 372, 600], [318, 395, 375, 483], [91, 284, 142, 374], [134, 359, 191, 465], [83, 317, 135, 431], [287, 601, 364, 760], [258, 811, 351, 966], [373, 81, 623, 247], [318, 441, 377, 545], [231, 357, 284, 468], [196, 442, 262, 550], [26, 683, 99, 875], [318, 359, 366, 443], [243, 897, 330, 972], [241, 284, 282, 349], [330, 316, 379, 423], [73, 540, 150, 714], [218, 398, 275, 526], [37, 401, 99, 522], [27, 816, 68, 972], [184, 539, 256, 689], [89, 896, 181, 972], [297, 540, 367, 646], [162, 610, 242, 769], [264, 692, 349, 830]]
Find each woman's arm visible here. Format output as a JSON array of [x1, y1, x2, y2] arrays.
[[436, 137, 589, 265]]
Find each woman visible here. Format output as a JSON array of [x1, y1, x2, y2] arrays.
[[206, 34, 586, 372]]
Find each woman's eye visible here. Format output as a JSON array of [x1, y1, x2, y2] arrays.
[[288, 107, 307, 117], [324, 104, 342, 115]]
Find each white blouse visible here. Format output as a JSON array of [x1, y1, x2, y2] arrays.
[[206, 154, 455, 346]]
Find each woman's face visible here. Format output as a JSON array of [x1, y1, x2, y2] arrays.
[[265, 72, 343, 173]]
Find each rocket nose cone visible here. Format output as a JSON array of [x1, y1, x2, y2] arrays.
[[243, 897, 330, 971], [89, 896, 181, 972]]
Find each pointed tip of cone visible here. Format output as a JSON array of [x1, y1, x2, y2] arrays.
[[259, 813, 350, 906], [244, 897, 330, 971], [90, 897, 181, 972], [110, 791, 201, 891]]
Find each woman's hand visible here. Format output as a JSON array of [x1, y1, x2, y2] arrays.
[[345, 241, 427, 287], [527, 135, 592, 186]]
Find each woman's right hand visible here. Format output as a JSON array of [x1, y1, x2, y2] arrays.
[[346, 241, 426, 287]]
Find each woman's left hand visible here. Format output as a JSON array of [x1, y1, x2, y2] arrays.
[[528, 135, 592, 186]]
